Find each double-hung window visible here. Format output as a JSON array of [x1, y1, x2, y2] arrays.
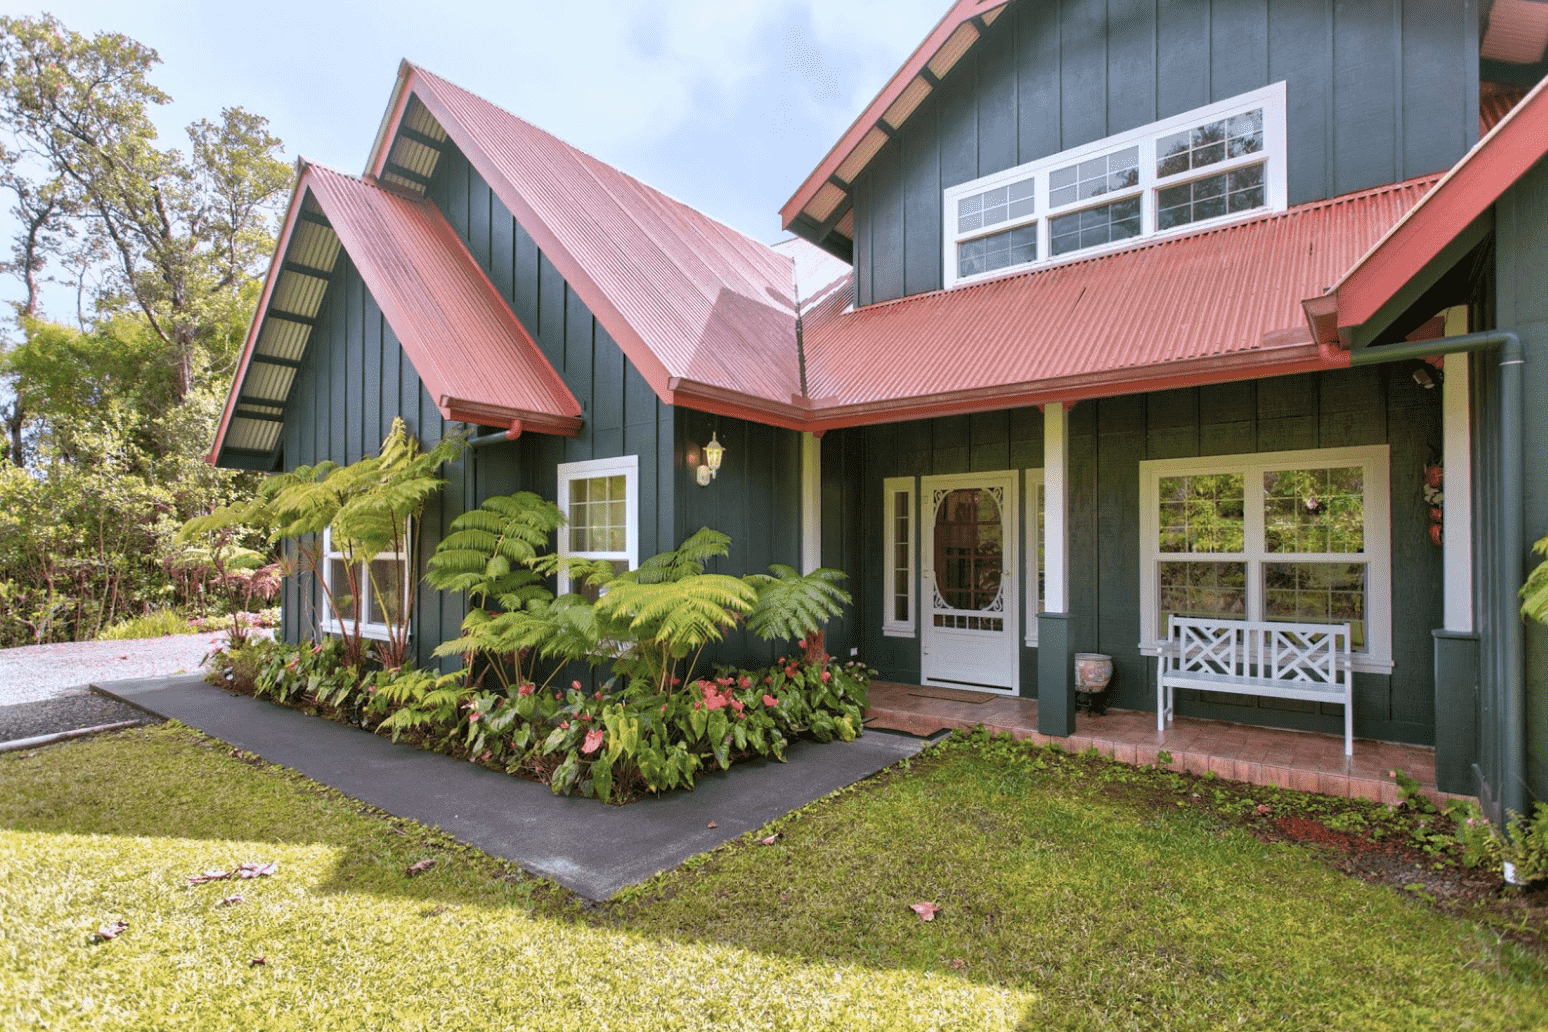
[[556, 456, 639, 597], [1138, 445, 1392, 672], [320, 526, 410, 641], [944, 82, 1286, 288]]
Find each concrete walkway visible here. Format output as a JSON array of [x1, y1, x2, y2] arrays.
[[93, 675, 925, 900]]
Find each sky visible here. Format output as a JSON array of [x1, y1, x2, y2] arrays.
[[0, 0, 949, 324]]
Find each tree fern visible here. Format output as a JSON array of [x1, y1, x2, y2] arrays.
[[744, 564, 851, 643], [1523, 532, 1548, 625]]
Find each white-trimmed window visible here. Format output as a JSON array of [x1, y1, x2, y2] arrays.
[[882, 477, 915, 637], [320, 526, 409, 642], [557, 455, 639, 597], [1138, 445, 1392, 672], [943, 82, 1287, 288], [1024, 469, 1045, 646]]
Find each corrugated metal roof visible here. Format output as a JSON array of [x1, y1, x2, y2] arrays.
[[392, 67, 806, 411], [1481, 82, 1529, 136], [211, 162, 580, 465], [801, 176, 1438, 422]]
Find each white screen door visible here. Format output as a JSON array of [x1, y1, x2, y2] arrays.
[[920, 472, 1019, 692]]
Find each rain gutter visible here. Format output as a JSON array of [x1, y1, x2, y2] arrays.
[[1348, 331, 1526, 824]]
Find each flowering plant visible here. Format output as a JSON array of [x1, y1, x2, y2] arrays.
[[1423, 461, 1444, 546]]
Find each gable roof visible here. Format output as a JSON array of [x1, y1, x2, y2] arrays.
[[799, 176, 1438, 430], [1303, 74, 1548, 345], [367, 64, 826, 429], [211, 163, 581, 466], [781, 0, 1010, 259]]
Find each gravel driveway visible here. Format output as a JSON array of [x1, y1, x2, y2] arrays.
[[0, 633, 262, 746]]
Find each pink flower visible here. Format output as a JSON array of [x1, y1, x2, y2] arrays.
[[572, 680, 583, 691], [738, 676, 752, 689], [821, 671, 831, 682], [730, 698, 745, 716], [580, 713, 591, 722], [555, 693, 562, 701], [518, 683, 533, 697], [593, 691, 602, 700], [797, 639, 806, 648], [763, 695, 778, 707], [468, 710, 480, 722], [582, 728, 605, 755], [559, 721, 570, 730]]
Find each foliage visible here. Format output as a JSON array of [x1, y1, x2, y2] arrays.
[[1522, 532, 1548, 625], [1504, 803, 1548, 885], [183, 419, 464, 669], [97, 608, 196, 640], [166, 532, 281, 648]]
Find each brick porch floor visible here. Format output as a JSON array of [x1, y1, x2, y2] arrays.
[[866, 681, 1468, 807]]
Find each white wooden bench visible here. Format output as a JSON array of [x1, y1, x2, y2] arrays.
[[1157, 616, 1353, 756]]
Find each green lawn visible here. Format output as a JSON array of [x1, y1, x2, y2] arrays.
[[1, 725, 1544, 1031]]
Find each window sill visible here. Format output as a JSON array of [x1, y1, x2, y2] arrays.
[[321, 620, 397, 643], [882, 626, 915, 639]]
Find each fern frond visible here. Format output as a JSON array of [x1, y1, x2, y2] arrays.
[[745, 564, 851, 642]]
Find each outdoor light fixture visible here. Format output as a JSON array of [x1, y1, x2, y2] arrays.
[[1412, 365, 1437, 389], [696, 432, 725, 487]]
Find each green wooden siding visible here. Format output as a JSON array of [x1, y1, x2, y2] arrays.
[[859, 368, 1444, 746], [851, 0, 1479, 305]]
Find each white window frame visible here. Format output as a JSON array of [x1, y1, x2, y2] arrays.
[[319, 525, 410, 643], [1137, 444, 1392, 673], [1024, 469, 1045, 646], [943, 82, 1287, 289], [556, 455, 639, 595], [882, 476, 916, 637]]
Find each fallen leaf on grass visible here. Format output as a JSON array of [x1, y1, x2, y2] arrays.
[[236, 861, 277, 879], [909, 902, 941, 921], [949, 958, 967, 971], [421, 905, 448, 917], [707, 821, 718, 829], [759, 834, 779, 846], [91, 920, 129, 942], [188, 869, 231, 885], [406, 859, 437, 877], [249, 956, 266, 967], [218, 894, 243, 907]]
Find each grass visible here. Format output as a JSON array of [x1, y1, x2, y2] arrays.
[[1, 726, 1545, 1031]]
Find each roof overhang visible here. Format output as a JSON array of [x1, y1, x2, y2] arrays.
[[1303, 72, 1548, 348], [780, 0, 1009, 259]]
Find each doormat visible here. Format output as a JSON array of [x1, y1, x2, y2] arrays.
[[905, 685, 997, 705]]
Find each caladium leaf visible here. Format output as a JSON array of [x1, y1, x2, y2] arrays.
[[406, 858, 437, 876], [910, 901, 941, 921], [236, 861, 277, 879], [759, 834, 779, 846], [218, 894, 243, 907]]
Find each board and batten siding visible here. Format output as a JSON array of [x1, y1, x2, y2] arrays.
[[852, 0, 1479, 305], [277, 250, 476, 672], [860, 368, 1443, 746]]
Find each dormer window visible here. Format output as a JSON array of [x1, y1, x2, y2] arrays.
[[943, 83, 1286, 288]]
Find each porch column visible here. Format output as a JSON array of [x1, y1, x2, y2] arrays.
[[801, 432, 821, 574], [1433, 306, 1480, 793], [1038, 402, 1076, 736]]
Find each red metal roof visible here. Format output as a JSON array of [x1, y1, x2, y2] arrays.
[[1306, 75, 1548, 345], [212, 163, 580, 463], [378, 66, 809, 422], [799, 177, 1439, 430]]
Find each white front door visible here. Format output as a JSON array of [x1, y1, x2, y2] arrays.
[[921, 472, 1019, 692]]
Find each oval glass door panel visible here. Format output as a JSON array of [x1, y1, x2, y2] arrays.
[[934, 488, 1004, 628]]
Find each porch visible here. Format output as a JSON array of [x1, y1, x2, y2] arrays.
[[865, 681, 1468, 808]]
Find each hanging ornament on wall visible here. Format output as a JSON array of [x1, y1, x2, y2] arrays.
[[1423, 460, 1444, 546]]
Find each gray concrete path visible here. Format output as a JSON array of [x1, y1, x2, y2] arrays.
[[93, 675, 925, 900]]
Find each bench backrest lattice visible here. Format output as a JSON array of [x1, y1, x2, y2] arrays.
[[1173, 619, 1347, 685], [1160, 616, 1353, 755]]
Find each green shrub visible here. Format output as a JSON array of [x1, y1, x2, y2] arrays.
[[98, 609, 198, 640]]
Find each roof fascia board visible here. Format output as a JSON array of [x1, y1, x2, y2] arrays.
[[210, 162, 312, 464], [402, 69, 680, 406], [1346, 210, 1493, 351], [1323, 72, 1548, 334], [364, 60, 414, 179], [780, 0, 988, 229]]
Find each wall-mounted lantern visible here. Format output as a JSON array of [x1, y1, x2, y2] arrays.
[[696, 432, 725, 487]]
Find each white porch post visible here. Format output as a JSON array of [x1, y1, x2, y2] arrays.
[[1038, 402, 1076, 735], [1442, 309, 1473, 632], [801, 432, 822, 574]]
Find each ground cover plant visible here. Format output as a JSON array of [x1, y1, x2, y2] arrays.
[[2, 725, 1546, 1031]]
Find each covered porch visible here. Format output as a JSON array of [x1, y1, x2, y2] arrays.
[[865, 681, 1467, 808]]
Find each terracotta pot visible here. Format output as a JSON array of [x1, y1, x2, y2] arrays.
[[1074, 653, 1114, 692]]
